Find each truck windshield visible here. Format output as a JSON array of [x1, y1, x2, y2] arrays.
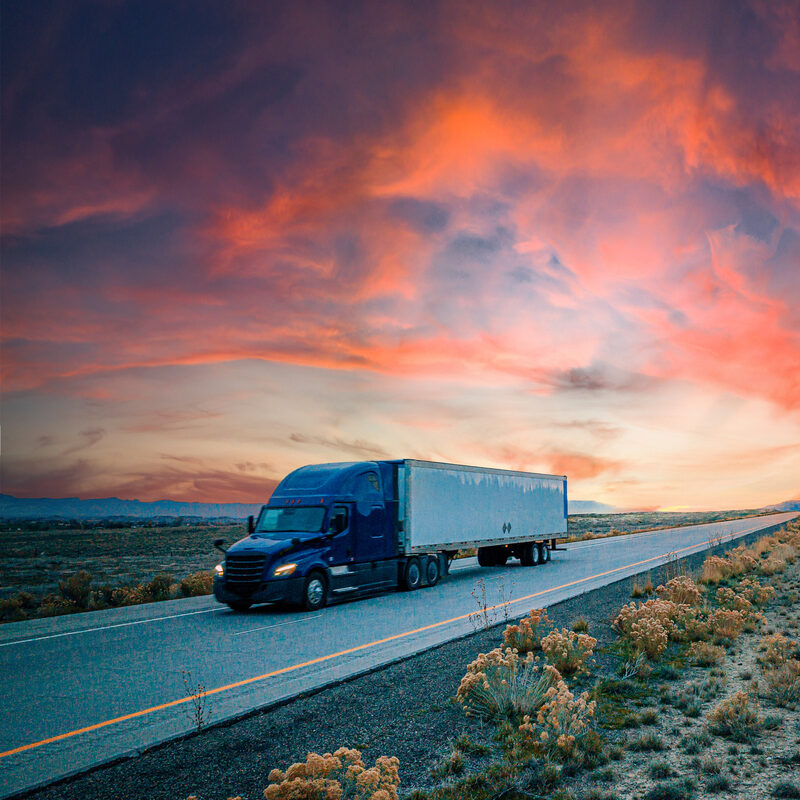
[[256, 507, 327, 536]]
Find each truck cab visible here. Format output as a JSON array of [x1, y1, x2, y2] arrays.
[[213, 461, 400, 611]]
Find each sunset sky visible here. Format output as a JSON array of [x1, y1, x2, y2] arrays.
[[2, 0, 799, 510]]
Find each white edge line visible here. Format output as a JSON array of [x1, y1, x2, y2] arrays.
[[0, 606, 224, 648], [232, 613, 323, 636]]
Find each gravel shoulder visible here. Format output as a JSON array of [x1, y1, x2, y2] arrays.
[[18, 526, 798, 800]]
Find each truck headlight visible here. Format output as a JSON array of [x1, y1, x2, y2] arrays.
[[214, 563, 225, 577], [273, 562, 298, 577]]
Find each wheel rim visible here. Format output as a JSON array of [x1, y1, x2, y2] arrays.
[[307, 578, 324, 605], [408, 562, 420, 585], [426, 560, 438, 582]]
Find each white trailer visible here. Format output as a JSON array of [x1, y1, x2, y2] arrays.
[[397, 460, 567, 567]]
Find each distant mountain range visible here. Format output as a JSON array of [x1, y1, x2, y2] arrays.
[[567, 500, 621, 514], [765, 499, 800, 512], [1, 493, 616, 519], [0, 494, 262, 520], [0, 493, 795, 521]]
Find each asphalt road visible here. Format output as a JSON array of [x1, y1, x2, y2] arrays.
[[0, 511, 795, 797]]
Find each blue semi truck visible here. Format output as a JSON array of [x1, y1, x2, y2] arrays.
[[213, 459, 568, 612]]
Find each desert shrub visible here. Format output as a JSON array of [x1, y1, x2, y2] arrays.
[[761, 661, 800, 708], [706, 774, 732, 793], [643, 780, 694, 800], [700, 556, 730, 585], [708, 609, 745, 641], [613, 599, 681, 659], [263, 747, 400, 800], [38, 593, 78, 617], [518, 679, 596, 760], [502, 608, 552, 653], [658, 576, 702, 605], [728, 546, 758, 576], [649, 760, 673, 778], [58, 571, 92, 608], [16, 591, 36, 610], [759, 634, 797, 666], [0, 597, 27, 622], [760, 556, 786, 576], [572, 617, 589, 633], [678, 609, 712, 642], [147, 573, 173, 601], [770, 543, 797, 564], [456, 647, 562, 722], [180, 571, 214, 597], [628, 732, 666, 751], [689, 642, 725, 667], [707, 692, 762, 742], [715, 587, 752, 613], [773, 780, 800, 799], [540, 629, 597, 675], [736, 578, 775, 607], [111, 584, 151, 606]]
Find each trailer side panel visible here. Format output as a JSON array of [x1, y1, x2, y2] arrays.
[[400, 460, 566, 552]]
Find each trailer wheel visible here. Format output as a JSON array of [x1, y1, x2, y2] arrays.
[[477, 547, 493, 567], [301, 571, 328, 611], [403, 558, 422, 590], [537, 542, 551, 563], [425, 556, 440, 587], [520, 542, 538, 567], [227, 600, 252, 612]]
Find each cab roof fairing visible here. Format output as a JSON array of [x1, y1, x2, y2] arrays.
[[268, 460, 384, 502]]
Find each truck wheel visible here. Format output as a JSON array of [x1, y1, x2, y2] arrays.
[[520, 542, 537, 567], [537, 542, 551, 563], [301, 571, 328, 611], [403, 558, 422, 590], [227, 600, 252, 612], [477, 547, 494, 567], [424, 556, 440, 587]]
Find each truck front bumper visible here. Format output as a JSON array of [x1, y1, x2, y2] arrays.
[[213, 576, 305, 606]]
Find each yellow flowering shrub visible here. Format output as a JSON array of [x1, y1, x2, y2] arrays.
[[502, 608, 552, 653], [540, 629, 597, 675], [758, 633, 797, 667], [456, 647, 562, 722], [613, 599, 682, 659], [657, 576, 702, 605], [715, 587, 752, 613], [735, 578, 775, 607], [263, 748, 400, 800], [708, 609, 745, 641], [518, 680, 596, 760]]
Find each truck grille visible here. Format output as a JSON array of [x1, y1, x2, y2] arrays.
[[225, 554, 267, 585]]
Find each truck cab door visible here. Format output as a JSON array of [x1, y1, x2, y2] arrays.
[[326, 504, 357, 595], [351, 470, 394, 589]]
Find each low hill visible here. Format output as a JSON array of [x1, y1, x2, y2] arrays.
[[0, 494, 262, 521]]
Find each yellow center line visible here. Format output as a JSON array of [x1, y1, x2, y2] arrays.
[[0, 518, 782, 759]]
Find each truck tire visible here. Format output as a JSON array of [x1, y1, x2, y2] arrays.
[[424, 556, 440, 587], [301, 571, 328, 611], [520, 542, 538, 567], [227, 600, 252, 612], [477, 547, 493, 567], [537, 542, 551, 563], [403, 558, 422, 590]]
